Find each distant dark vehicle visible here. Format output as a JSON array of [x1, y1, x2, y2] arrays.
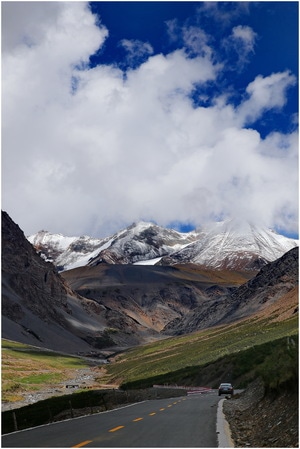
[[218, 383, 234, 396]]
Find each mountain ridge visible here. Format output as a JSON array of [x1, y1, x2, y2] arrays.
[[28, 219, 298, 271], [2, 211, 153, 353], [2, 210, 298, 358], [162, 246, 298, 335]]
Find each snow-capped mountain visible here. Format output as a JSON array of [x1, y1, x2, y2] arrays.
[[4, 210, 299, 356], [87, 222, 199, 267], [27, 231, 104, 270], [159, 219, 298, 270], [28, 222, 199, 271], [28, 219, 298, 272]]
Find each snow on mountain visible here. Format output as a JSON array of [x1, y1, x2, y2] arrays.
[[28, 219, 298, 272], [28, 222, 199, 271], [28, 231, 105, 270], [159, 219, 299, 270], [134, 257, 163, 266], [28, 231, 78, 262], [86, 221, 199, 267]]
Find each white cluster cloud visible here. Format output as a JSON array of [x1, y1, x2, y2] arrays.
[[120, 39, 154, 66], [166, 20, 213, 59], [2, 2, 298, 238], [238, 72, 296, 124], [223, 25, 257, 69], [232, 25, 256, 48], [196, 2, 250, 27]]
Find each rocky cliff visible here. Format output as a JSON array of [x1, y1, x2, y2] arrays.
[[2, 211, 112, 353], [163, 247, 298, 334]]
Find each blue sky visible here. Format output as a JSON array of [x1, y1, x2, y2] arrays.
[[2, 1, 298, 239], [89, 2, 298, 136]]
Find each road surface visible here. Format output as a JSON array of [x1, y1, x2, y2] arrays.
[[2, 393, 223, 447]]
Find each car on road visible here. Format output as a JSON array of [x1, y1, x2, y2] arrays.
[[218, 383, 234, 396]]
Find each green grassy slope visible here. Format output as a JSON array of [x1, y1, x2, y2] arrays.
[[103, 314, 298, 387], [2, 286, 298, 403], [2, 340, 89, 403]]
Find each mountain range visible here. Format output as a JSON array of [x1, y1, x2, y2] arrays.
[[28, 222, 199, 270], [2, 211, 298, 358], [28, 219, 298, 271]]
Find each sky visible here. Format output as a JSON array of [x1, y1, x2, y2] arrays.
[[2, 1, 299, 239]]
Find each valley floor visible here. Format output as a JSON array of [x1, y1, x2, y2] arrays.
[[1, 366, 107, 412], [2, 361, 298, 448]]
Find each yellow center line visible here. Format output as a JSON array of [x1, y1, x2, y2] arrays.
[[149, 412, 156, 416], [72, 441, 93, 448], [133, 417, 143, 422], [109, 425, 125, 432], [160, 408, 165, 411], [167, 405, 172, 408]]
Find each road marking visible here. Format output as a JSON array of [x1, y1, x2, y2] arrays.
[[72, 441, 92, 448], [133, 417, 143, 422], [149, 412, 156, 416], [173, 401, 177, 404], [159, 408, 165, 411], [167, 405, 172, 408], [109, 426, 124, 432]]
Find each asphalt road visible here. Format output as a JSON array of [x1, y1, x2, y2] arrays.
[[2, 393, 223, 447]]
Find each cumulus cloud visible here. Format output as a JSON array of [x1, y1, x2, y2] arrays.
[[120, 39, 153, 67], [237, 71, 297, 124], [166, 20, 213, 59], [2, 2, 62, 52], [196, 2, 250, 28], [2, 2, 298, 238], [224, 25, 257, 68], [182, 26, 212, 58], [232, 25, 256, 49]]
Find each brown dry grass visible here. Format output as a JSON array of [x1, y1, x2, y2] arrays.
[[252, 286, 298, 323], [2, 341, 89, 403], [173, 264, 255, 284]]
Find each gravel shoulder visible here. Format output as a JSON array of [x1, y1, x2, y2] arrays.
[[223, 378, 298, 447]]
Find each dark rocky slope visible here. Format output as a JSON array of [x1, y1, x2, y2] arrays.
[[163, 247, 298, 335], [1, 211, 253, 353], [2, 211, 115, 353], [224, 378, 298, 447], [62, 264, 252, 336]]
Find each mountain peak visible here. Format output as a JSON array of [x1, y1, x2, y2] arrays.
[[159, 219, 298, 270], [27, 219, 298, 272], [203, 218, 262, 234], [128, 221, 157, 230]]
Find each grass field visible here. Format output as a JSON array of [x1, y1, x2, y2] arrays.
[[103, 313, 298, 386], [2, 340, 89, 403], [2, 293, 298, 403]]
